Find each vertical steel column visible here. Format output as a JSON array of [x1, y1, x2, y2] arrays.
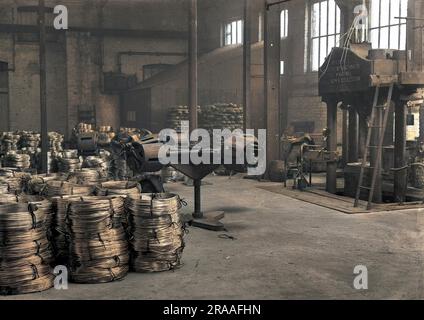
[[342, 108, 348, 166], [370, 106, 382, 203], [264, 1, 281, 168], [193, 179, 202, 218], [326, 99, 337, 194], [38, 0, 48, 173], [243, 0, 252, 131], [394, 101, 407, 203], [348, 107, 359, 163], [188, 0, 198, 133]]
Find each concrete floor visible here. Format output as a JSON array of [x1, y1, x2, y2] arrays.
[[2, 174, 424, 300]]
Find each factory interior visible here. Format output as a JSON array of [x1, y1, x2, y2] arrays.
[[1, 0, 424, 301]]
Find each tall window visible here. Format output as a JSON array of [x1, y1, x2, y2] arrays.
[[369, 0, 408, 50], [281, 9, 288, 38], [310, 0, 341, 71], [223, 20, 243, 46]]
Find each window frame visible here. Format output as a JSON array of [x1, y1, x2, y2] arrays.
[[222, 19, 244, 47], [307, 0, 341, 72], [368, 0, 408, 50], [281, 9, 288, 38]]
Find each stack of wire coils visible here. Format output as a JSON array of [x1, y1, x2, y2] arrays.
[[3, 152, 31, 169], [126, 193, 186, 272], [56, 150, 81, 173], [0, 201, 54, 295], [65, 196, 129, 283]]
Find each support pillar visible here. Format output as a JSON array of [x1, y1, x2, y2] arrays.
[[264, 2, 281, 168], [38, 0, 48, 173], [243, 0, 252, 131], [342, 108, 348, 166], [326, 99, 337, 194], [370, 106, 382, 203], [348, 107, 359, 163], [188, 0, 198, 133], [394, 100, 407, 203]]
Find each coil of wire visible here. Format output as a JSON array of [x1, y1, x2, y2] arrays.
[[95, 181, 141, 197], [126, 193, 186, 273], [4, 152, 31, 169], [65, 196, 129, 283], [0, 202, 54, 295], [42, 180, 95, 198], [64, 168, 105, 185], [0, 171, 31, 195], [24, 174, 61, 195], [57, 150, 81, 173]]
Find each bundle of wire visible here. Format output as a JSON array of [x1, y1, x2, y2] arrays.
[[65, 196, 129, 283], [3, 152, 31, 169], [56, 150, 81, 173], [0, 202, 54, 295], [64, 168, 105, 185], [24, 174, 62, 195], [95, 181, 141, 197], [0, 172, 31, 195], [126, 193, 185, 273], [42, 180, 95, 198]]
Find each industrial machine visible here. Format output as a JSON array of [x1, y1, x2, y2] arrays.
[[319, 43, 424, 209]]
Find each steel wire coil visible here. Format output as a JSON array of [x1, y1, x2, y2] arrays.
[[4, 153, 31, 169], [24, 174, 62, 195], [126, 193, 186, 273], [42, 180, 95, 197], [95, 181, 141, 197], [0, 202, 54, 295], [65, 196, 129, 283], [64, 169, 105, 185]]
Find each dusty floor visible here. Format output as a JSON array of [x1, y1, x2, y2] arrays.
[[3, 174, 424, 300]]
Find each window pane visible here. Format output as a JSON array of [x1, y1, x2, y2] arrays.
[[370, 28, 379, 48], [281, 10, 288, 37], [285, 10, 288, 37], [232, 21, 237, 44], [320, 0, 327, 36], [320, 37, 327, 67], [380, 26, 389, 48], [280, 61, 285, 75], [336, 5, 340, 34], [328, 0, 335, 34], [237, 20, 243, 44], [390, 0, 400, 25], [312, 3, 320, 37], [399, 23, 406, 50], [389, 25, 399, 49], [370, 0, 380, 28], [400, 0, 407, 18], [312, 38, 319, 71], [380, 0, 390, 26], [335, 34, 340, 47], [327, 35, 335, 53]]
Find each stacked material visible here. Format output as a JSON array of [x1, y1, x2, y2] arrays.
[[18, 132, 41, 152], [95, 181, 141, 197], [82, 152, 110, 179], [49, 132, 64, 154], [0, 202, 54, 295], [51, 195, 82, 264], [166, 106, 190, 130], [42, 180, 94, 198], [0, 132, 20, 154], [24, 174, 62, 195], [65, 169, 105, 185], [98, 127, 115, 147], [126, 193, 185, 272], [65, 197, 129, 283], [3, 152, 31, 169], [199, 103, 243, 132], [0, 171, 30, 195], [57, 150, 81, 173]]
